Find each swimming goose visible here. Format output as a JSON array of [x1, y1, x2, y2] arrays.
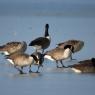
[[57, 40, 84, 60], [44, 45, 74, 68], [68, 58, 95, 73], [29, 24, 51, 53], [0, 41, 27, 55], [6, 52, 39, 74]]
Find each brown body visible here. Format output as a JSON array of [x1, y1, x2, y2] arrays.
[[45, 47, 72, 61], [69, 58, 95, 73], [6, 52, 43, 73], [57, 40, 84, 53], [0, 41, 27, 55], [6, 52, 37, 74], [7, 52, 34, 67], [44, 45, 73, 68]]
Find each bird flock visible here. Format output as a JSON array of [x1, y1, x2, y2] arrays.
[[0, 23, 95, 74]]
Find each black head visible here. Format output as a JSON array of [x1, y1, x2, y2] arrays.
[[64, 45, 74, 53], [45, 24, 49, 29], [91, 58, 95, 67], [31, 52, 44, 65], [45, 24, 49, 37], [91, 58, 95, 63], [31, 54, 38, 63]]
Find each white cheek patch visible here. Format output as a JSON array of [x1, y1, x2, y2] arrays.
[[71, 68, 82, 73], [7, 59, 14, 65], [46, 36, 51, 40], [33, 45, 42, 50], [63, 49, 72, 58], [44, 55, 55, 61]]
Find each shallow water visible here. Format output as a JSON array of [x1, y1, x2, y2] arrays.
[[0, 14, 95, 95]]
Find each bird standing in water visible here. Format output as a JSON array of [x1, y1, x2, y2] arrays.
[[44, 45, 74, 68], [57, 40, 84, 60], [29, 24, 51, 53], [6, 52, 43, 74]]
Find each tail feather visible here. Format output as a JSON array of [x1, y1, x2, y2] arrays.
[[5, 55, 10, 59]]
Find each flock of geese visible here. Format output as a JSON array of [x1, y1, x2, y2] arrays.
[[0, 24, 95, 74]]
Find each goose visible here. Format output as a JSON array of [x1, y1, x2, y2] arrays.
[[44, 45, 74, 68], [32, 52, 44, 72], [68, 58, 95, 73], [29, 24, 51, 53], [5, 52, 42, 74], [57, 40, 84, 60], [0, 41, 27, 55]]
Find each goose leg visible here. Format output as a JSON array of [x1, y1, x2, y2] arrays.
[[70, 54, 76, 60], [29, 65, 33, 73], [36, 65, 40, 73], [70, 55, 73, 60], [20, 67, 25, 74], [60, 60, 65, 68], [35, 49, 37, 53], [56, 61, 61, 68], [42, 49, 44, 54], [14, 66, 24, 74]]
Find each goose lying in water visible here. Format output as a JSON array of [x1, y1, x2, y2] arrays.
[[68, 58, 95, 73]]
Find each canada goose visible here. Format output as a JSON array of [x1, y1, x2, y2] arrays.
[[6, 52, 40, 74], [32, 52, 44, 72], [0, 41, 27, 55], [29, 24, 51, 53], [68, 58, 95, 73], [44, 45, 74, 68], [57, 40, 84, 60]]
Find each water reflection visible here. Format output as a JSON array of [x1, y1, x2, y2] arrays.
[[1, 72, 43, 79]]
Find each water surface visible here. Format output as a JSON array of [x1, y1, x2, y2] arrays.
[[0, 2, 95, 94]]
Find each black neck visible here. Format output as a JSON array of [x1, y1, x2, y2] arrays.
[[91, 58, 95, 62], [44, 24, 49, 37], [31, 54, 38, 63], [45, 29, 49, 37], [64, 45, 74, 53]]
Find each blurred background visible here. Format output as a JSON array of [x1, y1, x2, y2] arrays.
[[0, 0, 95, 16], [0, 0, 95, 95]]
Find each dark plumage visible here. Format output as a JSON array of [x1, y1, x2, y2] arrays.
[[68, 58, 95, 73], [29, 24, 51, 53]]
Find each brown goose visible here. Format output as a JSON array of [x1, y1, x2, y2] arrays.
[[68, 58, 95, 73], [6, 52, 42, 74], [29, 24, 51, 53], [57, 40, 84, 60], [44, 45, 74, 68], [0, 41, 27, 55]]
